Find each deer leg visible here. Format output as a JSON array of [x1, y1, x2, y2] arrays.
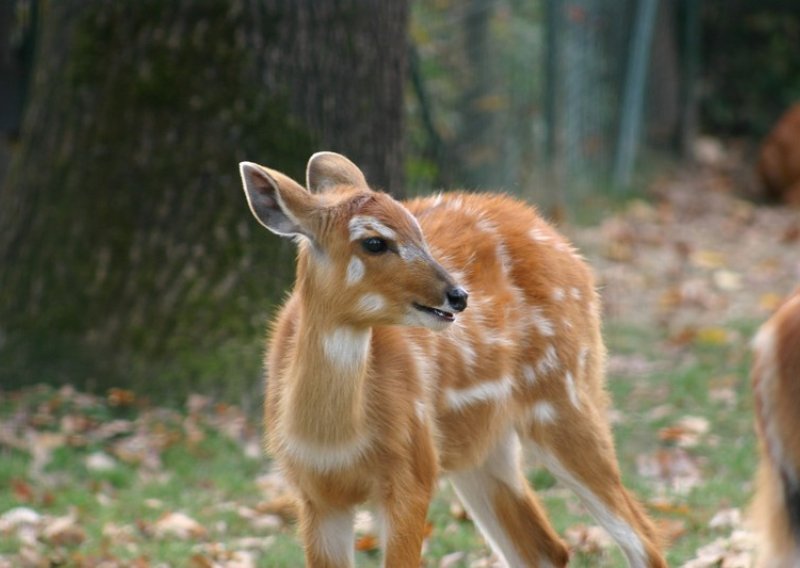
[[449, 429, 570, 567], [525, 402, 666, 568], [299, 500, 355, 568]]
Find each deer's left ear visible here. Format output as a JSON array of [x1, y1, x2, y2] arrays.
[[306, 151, 368, 193], [239, 161, 318, 240]]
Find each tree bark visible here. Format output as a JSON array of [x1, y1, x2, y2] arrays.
[[0, 0, 409, 398]]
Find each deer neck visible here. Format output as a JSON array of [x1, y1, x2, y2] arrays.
[[284, 274, 372, 447]]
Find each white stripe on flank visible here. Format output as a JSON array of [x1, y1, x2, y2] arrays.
[[348, 215, 397, 242], [528, 401, 558, 424], [536, 344, 560, 375], [565, 371, 580, 408], [529, 307, 556, 337], [346, 256, 365, 285], [529, 228, 552, 243], [578, 345, 590, 375], [445, 375, 513, 411], [522, 364, 537, 385]]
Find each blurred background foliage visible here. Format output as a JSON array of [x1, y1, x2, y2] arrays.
[[0, 0, 798, 401]]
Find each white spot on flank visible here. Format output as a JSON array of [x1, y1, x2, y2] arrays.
[[527, 442, 649, 567], [346, 256, 365, 285], [536, 344, 560, 376], [552, 287, 566, 302], [565, 371, 580, 408], [578, 345, 590, 375], [528, 401, 558, 424], [570, 287, 582, 300], [522, 364, 537, 385], [445, 375, 513, 411], [415, 400, 426, 421], [322, 327, 370, 373], [316, 509, 355, 566], [476, 218, 498, 234], [529, 307, 556, 337], [348, 215, 397, 242], [357, 293, 386, 314], [529, 228, 551, 243]]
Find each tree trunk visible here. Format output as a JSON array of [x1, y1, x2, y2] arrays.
[[0, 0, 409, 399]]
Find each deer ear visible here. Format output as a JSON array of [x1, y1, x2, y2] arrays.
[[306, 151, 368, 193], [239, 162, 316, 239]]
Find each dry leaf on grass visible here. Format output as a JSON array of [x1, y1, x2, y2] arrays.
[[564, 524, 614, 554], [637, 448, 703, 494], [152, 511, 208, 540], [681, 529, 756, 568]]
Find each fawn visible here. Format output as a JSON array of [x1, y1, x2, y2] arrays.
[[752, 288, 800, 567], [239, 152, 666, 567]]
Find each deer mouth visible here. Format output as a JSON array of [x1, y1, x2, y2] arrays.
[[412, 302, 455, 322]]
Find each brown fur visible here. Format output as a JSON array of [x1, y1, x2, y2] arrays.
[[758, 104, 800, 206], [752, 288, 800, 567], [240, 153, 666, 567]]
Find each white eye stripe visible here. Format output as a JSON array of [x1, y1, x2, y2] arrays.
[[348, 215, 397, 242]]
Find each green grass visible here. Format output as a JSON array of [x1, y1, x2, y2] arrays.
[[0, 321, 761, 566]]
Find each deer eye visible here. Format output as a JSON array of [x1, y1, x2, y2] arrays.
[[362, 237, 389, 254]]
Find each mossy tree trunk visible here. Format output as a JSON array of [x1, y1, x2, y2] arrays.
[[0, 0, 409, 400]]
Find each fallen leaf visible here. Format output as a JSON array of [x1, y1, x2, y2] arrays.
[[637, 448, 703, 494], [759, 292, 783, 312], [152, 512, 207, 540], [695, 326, 731, 346], [657, 518, 687, 544], [690, 250, 727, 269], [355, 534, 379, 552], [564, 524, 614, 554], [709, 508, 742, 530], [0, 507, 41, 531], [712, 270, 742, 291], [42, 513, 86, 546], [254, 495, 297, 523], [440, 551, 466, 568], [85, 451, 117, 472]]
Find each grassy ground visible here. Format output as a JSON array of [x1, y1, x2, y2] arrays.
[[0, 319, 760, 567]]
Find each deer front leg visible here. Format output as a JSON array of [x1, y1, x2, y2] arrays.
[[300, 500, 355, 568], [380, 431, 437, 567], [380, 490, 433, 567]]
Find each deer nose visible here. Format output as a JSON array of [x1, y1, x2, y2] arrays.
[[446, 287, 468, 312]]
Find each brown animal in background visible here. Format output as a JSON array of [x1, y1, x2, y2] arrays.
[[752, 288, 800, 567], [758, 103, 800, 206], [239, 152, 666, 567]]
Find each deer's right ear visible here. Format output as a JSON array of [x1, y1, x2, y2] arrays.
[[239, 162, 316, 240]]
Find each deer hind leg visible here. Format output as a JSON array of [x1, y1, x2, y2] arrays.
[[449, 428, 570, 567], [524, 401, 666, 568]]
